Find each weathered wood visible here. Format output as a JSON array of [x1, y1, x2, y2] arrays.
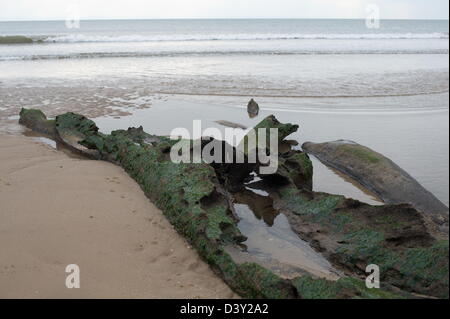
[[302, 140, 449, 228], [19, 108, 448, 298]]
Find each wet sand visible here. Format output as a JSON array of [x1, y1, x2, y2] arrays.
[[0, 134, 237, 299]]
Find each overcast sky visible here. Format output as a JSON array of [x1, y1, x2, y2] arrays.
[[0, 0, 449, 21]]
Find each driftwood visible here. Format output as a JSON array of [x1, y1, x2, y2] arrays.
[[302, 140, 449, 231], [18, 108, 449, 299]]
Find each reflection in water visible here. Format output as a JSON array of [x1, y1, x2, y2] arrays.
[[233, 187, 340, 280], [22, 130, 86, 159], [234, 189, 278, 226], [310, 156, 383, 206]]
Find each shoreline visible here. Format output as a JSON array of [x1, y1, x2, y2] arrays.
[[0, 134, 237, 298]]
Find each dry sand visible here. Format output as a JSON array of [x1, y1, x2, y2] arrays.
[[0, 134, 237, 299]]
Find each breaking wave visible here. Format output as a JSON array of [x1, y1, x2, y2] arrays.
[[41, 32, 450, 42], [1, 49, 448, 61], [0, 35, 35, 44], [1, 32, 448, 44]]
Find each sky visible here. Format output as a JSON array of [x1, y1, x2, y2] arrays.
[[0, 0, 449, 21]]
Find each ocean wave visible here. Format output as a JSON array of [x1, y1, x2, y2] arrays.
[[0, 35, 35, 44], [1, 49, 448, 61], [42, 32, 450, 43], [1, 32, 448, 45]]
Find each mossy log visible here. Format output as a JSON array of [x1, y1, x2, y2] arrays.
[[302, 140, 449, 228], [272, 186, 449, 298], [19, 108, 446, 299], [19, 109, 298, 298], [240, 114, 313, 190]]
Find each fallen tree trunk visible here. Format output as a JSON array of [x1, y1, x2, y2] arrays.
[[18, 108, 448, 298], [302, 140, 449, 229]]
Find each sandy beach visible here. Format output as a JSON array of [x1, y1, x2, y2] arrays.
[[0, 16, 448, 300], [0, 134, 237, 299]]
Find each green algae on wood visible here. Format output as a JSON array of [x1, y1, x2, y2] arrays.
[[56, 112, 100, 138], [20, 108, 298, 298], [18, 108, 429, 299], [19, 108, 56, 136], [302, 140, 449, 224], [55, 112, 104, 159], [236, 263, 297, 299], [274, 186, 449, 298], [293, 276, 405, 299], [253, 115, 299, 143], [81, 128, 301, 298], [240, 115, 314, 191], [239, 115, 298, 156], [276, 152, 314, 190]]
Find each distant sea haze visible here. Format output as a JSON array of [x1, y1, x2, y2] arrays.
[[0, 19, 448, 98], [0, 19, 449, 57]]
